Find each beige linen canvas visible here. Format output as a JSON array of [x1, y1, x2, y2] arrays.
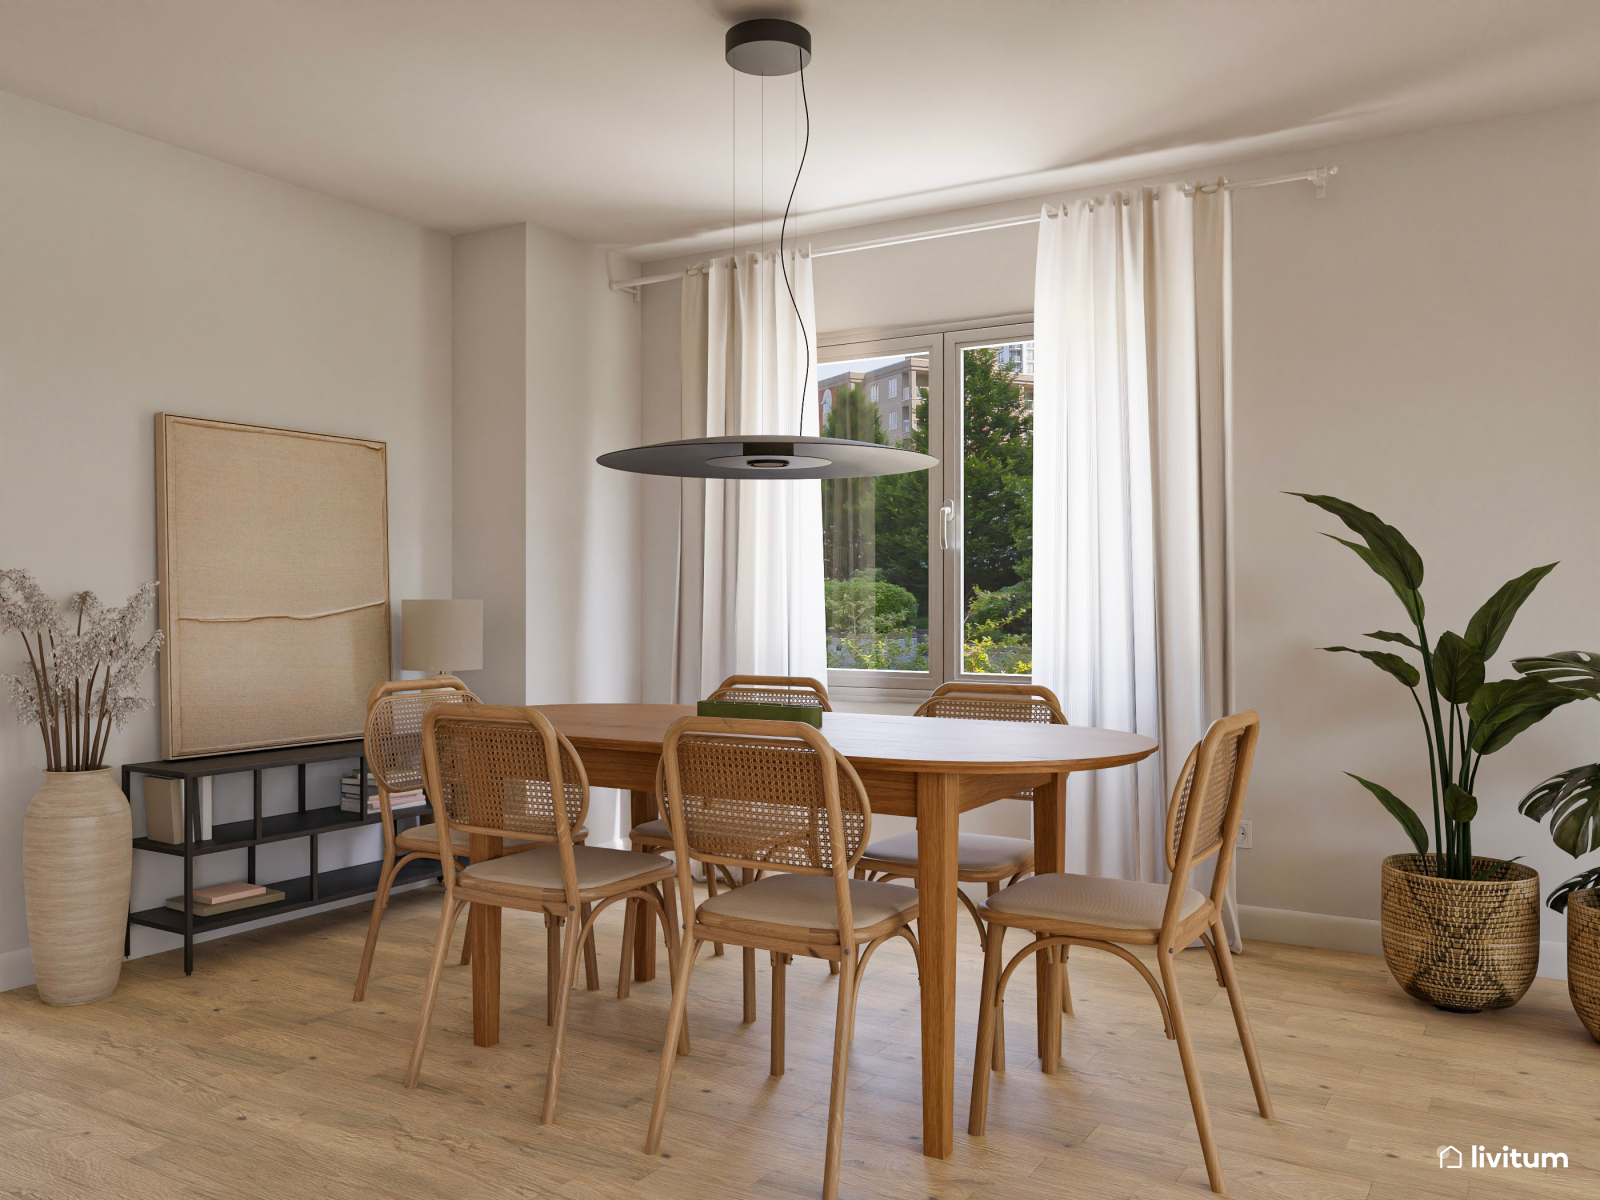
[[156, 414, 391, 757]]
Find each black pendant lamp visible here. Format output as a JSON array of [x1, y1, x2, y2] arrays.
[[597, 19, 938, 482]]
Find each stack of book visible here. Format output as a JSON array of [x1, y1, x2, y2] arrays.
[[340, 769, 426, 816], [166, 881, 284, 917]]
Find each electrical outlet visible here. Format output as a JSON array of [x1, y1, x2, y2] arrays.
[[1237, 820, 1253, 849]]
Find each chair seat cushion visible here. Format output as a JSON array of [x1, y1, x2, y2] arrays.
[[395, 824, 587, 855], [981, 871, 1205, 931], [858, 830, 1033, 878], [698, 872, 918, 936], [630, 818, 670, 844], [460, 844, 673, 896]]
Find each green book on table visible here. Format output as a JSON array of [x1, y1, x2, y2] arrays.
[[695, 700, 824, 728]]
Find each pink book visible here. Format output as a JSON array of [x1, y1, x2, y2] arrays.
[[193, 882, 268, 904]]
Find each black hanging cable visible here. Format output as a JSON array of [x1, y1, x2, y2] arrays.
[[779, 50, 811, 436]]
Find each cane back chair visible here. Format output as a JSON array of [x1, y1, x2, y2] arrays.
[[646, 717, 920, 1200], [855, 680, 1070, 1068], [406, 705, 682, 1124], [621, 674, 836, 1003], [968, 711, 1273, 1196], [354, 678, 596, 1003]]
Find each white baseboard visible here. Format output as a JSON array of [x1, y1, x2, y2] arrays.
[[0, 878, 439, 995], [0, 946, 34, 993], [1239, 903, 1567, 981]]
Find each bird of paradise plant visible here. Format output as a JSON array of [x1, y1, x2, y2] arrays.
[[1296, 494, 1578, 880]]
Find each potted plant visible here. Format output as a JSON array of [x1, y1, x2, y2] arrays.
[[1296, 494, 1578, 1011], [1511, 650, 1600, 1040], [2, 570, 161, 1005]]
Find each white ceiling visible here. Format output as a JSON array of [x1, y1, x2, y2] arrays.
[[3, 1, 1599, 257]]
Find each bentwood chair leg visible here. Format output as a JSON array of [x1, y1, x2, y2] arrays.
[[353, 852, 404, 1001], [704, 868, 724, 956], [1158, 946, 1226, 1195], [1060, 942, 1074, 1015], [1041, 945, 1063, 1073], [617, 899, 638, 1000], [656, 886, 690, 1055], [540, 908, 586, 1124], [581, 902, 600, 992], [645, 936, 704, 1154], [459, 901, 476, 967], [770, 951, 787, 1076], [546, 914, 561, 1026], [404, 894, 466, 1088], [821, 949, 860, 1200], [982, 881, 1005, 1070], [829, 960, 840, 976], [968, 921, 1005, 1135], [741, 868, 757, 1020], [1211, 917, 1274, 1119]]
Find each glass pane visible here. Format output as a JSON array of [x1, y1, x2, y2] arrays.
[[960, 341, 1033, 674], [817, 353, 931, 671]]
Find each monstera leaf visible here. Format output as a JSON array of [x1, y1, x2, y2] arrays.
[[1323, 645, 1420, 689], [1519, 762, 1600, 858], [1546, 864, 1600, 913], [1464, 563, 1556, 658], [1467, 678, 1579, 755], [1431, 632, 1484, 705], [1348, 774, 1429, 856], [1512, 650, 1600, 698]]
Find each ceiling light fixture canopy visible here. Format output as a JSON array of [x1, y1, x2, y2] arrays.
[[597, 19, 938, 483]]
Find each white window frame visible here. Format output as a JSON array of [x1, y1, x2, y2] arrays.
[[819, 314, 1033, 703]]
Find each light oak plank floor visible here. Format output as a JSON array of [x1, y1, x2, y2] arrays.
[[1, 884, 1595, 1199]]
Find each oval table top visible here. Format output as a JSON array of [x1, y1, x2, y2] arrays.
[[533, 702, 1157, 776]]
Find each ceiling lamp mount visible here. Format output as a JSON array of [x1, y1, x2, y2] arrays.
[[725, 18, 812, 76], [598, 18, 939, 483]]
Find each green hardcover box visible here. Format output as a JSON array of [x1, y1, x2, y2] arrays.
[[695, 700, 824, 728]]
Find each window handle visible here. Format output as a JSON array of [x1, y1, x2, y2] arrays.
[[940, 502, 958, 551]]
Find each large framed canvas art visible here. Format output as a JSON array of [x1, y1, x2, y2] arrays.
[[155, 414, 391, 758]]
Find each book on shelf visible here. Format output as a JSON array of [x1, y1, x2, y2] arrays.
[[340, 789, 426, 815], [166, 887, 285, 917], [192, 882, 267, 905]]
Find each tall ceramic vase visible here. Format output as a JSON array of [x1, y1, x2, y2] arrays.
[[23, 768, 131, 1005]]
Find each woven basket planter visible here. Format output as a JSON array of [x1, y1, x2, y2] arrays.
[[1380, 853, 1540, 1013], [1567, 889, 1600, 1042]]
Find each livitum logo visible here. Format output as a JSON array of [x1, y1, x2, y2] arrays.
[[1437, 1144, 1570, 1169]]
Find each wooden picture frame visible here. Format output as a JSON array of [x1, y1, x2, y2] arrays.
[[155, 414, 391, 758]]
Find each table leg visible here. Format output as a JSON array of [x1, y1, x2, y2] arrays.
[[915, 772, 959, 1159], [470, 833, 504, 1048], [1033, 772, 1069, 1065], [630, 790, 658, 982]]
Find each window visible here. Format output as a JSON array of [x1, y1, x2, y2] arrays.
[[818, 322, 1032, 695]]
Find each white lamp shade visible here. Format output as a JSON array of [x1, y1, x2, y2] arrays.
[[401, 599, 483, 674]]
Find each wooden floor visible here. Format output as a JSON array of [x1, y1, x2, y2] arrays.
[[2, 884, 1596, 1200]]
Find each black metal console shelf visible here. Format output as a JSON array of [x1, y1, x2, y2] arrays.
[[123, 739, 427, 974]]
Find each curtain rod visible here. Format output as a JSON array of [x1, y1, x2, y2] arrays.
[[609, 166, 1336, 293]]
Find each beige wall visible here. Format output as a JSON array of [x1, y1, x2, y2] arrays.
[[0, 91, 454, 986], [452, 224, 528, 707], [639, 101, 1600, 971], [452, 222, 643, 844]]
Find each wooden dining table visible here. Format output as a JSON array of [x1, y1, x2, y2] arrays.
[[465, 703, 1156, 1159]]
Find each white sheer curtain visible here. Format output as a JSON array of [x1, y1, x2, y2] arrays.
[[673, 249, 827, 702], [1031, 183, 1239, 947]]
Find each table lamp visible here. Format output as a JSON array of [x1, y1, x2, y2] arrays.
[[401, 599, 483, 676]]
